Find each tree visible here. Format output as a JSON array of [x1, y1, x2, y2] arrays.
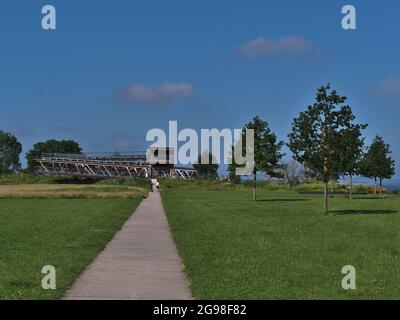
[[193, 151, 219, 179], [281, 160, 305, 188], [231, 116, 284, 201], [359, 135, 395, 195], [338, 123, 367, 199], [288, 84, 364, 214], [0, 131, 22, 174], [26, 139, 82, 172], [227, 145, 242, 184]]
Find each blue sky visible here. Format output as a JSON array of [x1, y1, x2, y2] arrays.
[[1, 0, 400, 179]]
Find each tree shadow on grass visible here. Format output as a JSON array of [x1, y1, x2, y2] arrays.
[[332, 209, 398, 215], [352, 197, 393, 200], [256, 198, 310, 202]]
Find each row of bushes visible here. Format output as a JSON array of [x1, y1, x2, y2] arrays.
[[0, 174, 284, 191], [295, 181, 389, 194], [98, 178, 235, 190], [0, 173, 394, 194], [0, 173, 75, 185], [100, 179, 291, 191]]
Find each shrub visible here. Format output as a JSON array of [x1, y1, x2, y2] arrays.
[[240, 180, 290, 191], [0, 173, 74, 185], [365, 187, 387, 194], [295, 181, 348, 193], [96, 177, 150, 189]]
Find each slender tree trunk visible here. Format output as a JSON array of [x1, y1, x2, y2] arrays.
[[374, 177, 377, 194], [324, 179, 328, 215], [323, 157, 328, 215], [253, 169, 257, 201], [349, 174, 353, 200], [379, 177, 382, 197]]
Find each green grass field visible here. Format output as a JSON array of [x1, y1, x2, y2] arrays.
[[0, 198, 140, 299], [162, 189, 400, 299]]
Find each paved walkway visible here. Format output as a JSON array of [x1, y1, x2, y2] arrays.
[[63, 192, 192, 300]]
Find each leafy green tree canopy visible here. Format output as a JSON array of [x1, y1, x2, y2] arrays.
[[288, 85, 361, 180], [228, 144, 241, 184], [288, 84, 364, 213], [338, 123, 367, 177], [247, 116, 285, 178], [0, 130, 22, 174], [337, 115, 367, 199], [230, 116, 284, 200], [26, 139, 82, 172], [359, 135, 395, 185], [193, 151, 219, 179]]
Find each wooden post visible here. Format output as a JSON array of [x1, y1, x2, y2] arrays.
[[253, 169, 257, 201], [349, 174, 352, 200], [323, 157, 328, 215]]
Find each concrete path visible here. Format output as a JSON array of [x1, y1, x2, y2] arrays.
[[63, 192, 192, 300]]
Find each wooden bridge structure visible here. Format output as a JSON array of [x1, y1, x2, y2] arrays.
[[35, 148, 196, 180]]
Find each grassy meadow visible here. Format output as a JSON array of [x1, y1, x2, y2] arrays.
[[0, 184, 147, 199], [0, 198, 142, 299], [162, 188, 400, 299], [0, 180, 146, 299], [1, 172, 399, 300]]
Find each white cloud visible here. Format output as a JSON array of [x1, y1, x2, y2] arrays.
[[236, 35, 313, 59], [371, 76, 400, 96], [116, 82, 195, 104]]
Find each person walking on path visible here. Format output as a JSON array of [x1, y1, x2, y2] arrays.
[[150, 178, 157, 192]]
